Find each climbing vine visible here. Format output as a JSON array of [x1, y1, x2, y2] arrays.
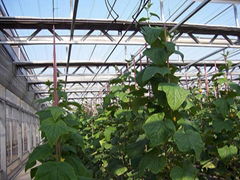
[[26, 6, 240, 179]]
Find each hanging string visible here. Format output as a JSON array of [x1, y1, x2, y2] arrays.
[[52, 0, 59, 106]]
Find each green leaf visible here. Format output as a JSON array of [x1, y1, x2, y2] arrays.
[[36, 97, 52, 104], [78, 177, 94, 180], [36, 109, 51, 121], [164, 42, 175, 55], [41, 120, 73, 145], [212, 119, 233, 133], [138, 17, 150, 22], [141, 26, 164, 44], [143, 113, 175, 147], [25, 144, 53, 171], [136, 69, 147, 87], [150, 12, 160, 19], [229, 82, 240, 94], [174, 129, 204, 160], [70, 133, 84, 148], [143, 48, 169, 65], [48, 106, 65, 121], [62, 144, 77, 154], [35, 162, 77, 180], [139, 153, 166, 174], [201, 160, 216, 169], [30, 167, 38, 179], [142, 66, 170, 82], [218, 145, 238, 160], [158, 83, 189, 110], [126, 139, 147, 158], [104, 126, 117, 141], [66, 156, 92, 177], [170, 161, 197, 180], [174, 50, 184, 61], [114, 166, 128, 176]]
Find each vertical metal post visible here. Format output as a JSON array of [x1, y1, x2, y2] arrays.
[[70, 0, 73, 17], [17, 108, 23, 160], [0, 93, 7, 179], [53, 25, 59, 106], [140, 54, 142, 71], [185, 73, 188, 89], [9, 121, 12, 162], [124, 45, 127, 60], [233, 4, 239, 27], [204, 64, 209, 95], [160, 0, 164, 21], [132, 55, 137, 87]]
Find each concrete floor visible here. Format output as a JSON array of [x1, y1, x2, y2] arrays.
[[14, 169, 31, 180]]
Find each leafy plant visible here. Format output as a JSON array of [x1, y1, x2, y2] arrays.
[[26, 82, 93, 180]]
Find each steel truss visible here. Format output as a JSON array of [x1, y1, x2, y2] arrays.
[[0, 17, 240, 48], [1, 0, 240, 101]]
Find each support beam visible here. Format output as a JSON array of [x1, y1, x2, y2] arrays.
[[28, 80, 109, 85], [0, 17, 240, 36], [14, 60, 240, 69], [2, 35, 239, 48], [65, 0, 79, 84]]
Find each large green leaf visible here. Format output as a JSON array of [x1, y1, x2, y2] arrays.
[[70, 133, 84, 148], [170, 161, 197, 180], [174, 129, 204, 160], [142, 66, 170, 82], [25, 144, 53, 171], [158, 83, 189, 110], [36, 109, 51, 121], [48, 106, 66, 121], [143, 113, 175, 147], [143, 48, 169, 65], [41, 120, 74, 145], [35, 162, 77, 180], [65, 156, 92, 177], [141, 26, 164, 44], [139, 153, 166, 174], [213, 98, 229, 116], [229, 82, 240, 94], [164, 42, 175, 55], [36, 97, 52, 104], [104, 126, 117, 141], [218, 145, 238, 160], [212, 119, 233, 133], [126, 139, 147, 158]]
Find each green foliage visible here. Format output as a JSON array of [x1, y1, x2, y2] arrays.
[[143, 113, 175, 146], [139, 152, 166, 174], [26, 82, 92, 180], [34, 162, 77, 180], [142, 66, 170, 82], [170, 162, 198, 180], [28, 14, 240, 179], [40, 120, 74, 145], [25, 144, 53, 171], [218, 145, 238, 161], [174, 129, 204, 160], [158, 83, 189, 110], [75, 24, 240, 179]]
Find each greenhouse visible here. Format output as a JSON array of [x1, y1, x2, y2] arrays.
[[0, 0, 240, 179]]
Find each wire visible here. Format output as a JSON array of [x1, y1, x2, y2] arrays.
[[82, 0, 119, 75], [104, 0, 119, 20], [165, 0, 188, 22], [81, 0, 151, 98], [88, 0, 96, 18], [204, 4, 233, 24], [17, 0, 25, 16]]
